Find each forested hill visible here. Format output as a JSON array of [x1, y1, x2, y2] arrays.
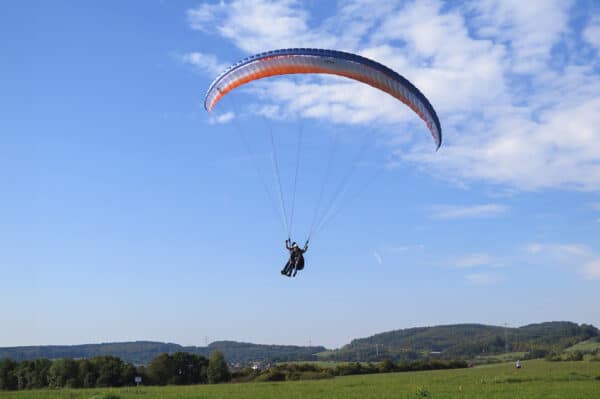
[[0, 341, 326, 365], [2, 322, 597, 364], [0, 342, 181, 364], [320, 322, 598, 361], [192, 341, 326, 363]]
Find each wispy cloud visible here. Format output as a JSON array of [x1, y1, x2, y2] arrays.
[[186, 0, 600, 192], [186, 1, 227, 33], [389, 244, 425, 252], [187, 0, 337, 53], [465, 272, 503, 285], [591, 202, 600, 223], [526, 243, 590, 257], [469, 0, 572, 73], [430, 204, 508, 219], [454, 253, 495, 268], [180, 52, 228, 76], [525, 242, 600, 281], [583, 260, 600, 280], [526, 243, 543, 254], [373, 251, 382, 265], [583, 14, 600, 52], [209, 111, 235, 124]]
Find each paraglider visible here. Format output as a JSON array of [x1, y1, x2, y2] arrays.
[[281, 238, 308, 277], [204, 48, 442, 276]]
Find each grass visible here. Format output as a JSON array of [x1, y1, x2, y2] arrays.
[[277, 360, 371, 368], [471, 351, 528, 365], [3, 360, 600, 399], [565, 338, 600, 353]]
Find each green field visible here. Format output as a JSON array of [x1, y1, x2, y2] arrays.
[[470, 351, 528, 365], [566, 339, 600, 353], [2, 360, 599, 399]]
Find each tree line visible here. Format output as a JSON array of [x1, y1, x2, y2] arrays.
[[0, 351, 230, 391], [0, 351, 470, 390], [232, 359, 469, 383]]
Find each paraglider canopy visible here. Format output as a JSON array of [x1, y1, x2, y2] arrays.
[[205, 48, 442, 149]]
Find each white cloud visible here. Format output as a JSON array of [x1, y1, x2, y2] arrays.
[[469, 0, 572, 73], [391, 246, 409, 252], [431, 204, 507, 219], [373, 251, 382, 265], [390, 244, 425, 252], [406, 80, 600, 191], [525, 242, 600, 281], [454, 253, 494, 268], [181, 52, 228, 76], [187, 1, 227, 32], [526, 243, 590, 258], [370, 1, 508, 114], [583, 260, 600, 280], [465, 272, 503, 285], [583, 14, 600, 52], [249, 77, 419, 128], [186, 1, 600, 192], [209, 111, 235, 124], [526, 243, 543, 254], [188, 0, 337, 53], [556, 244, 589, 257]]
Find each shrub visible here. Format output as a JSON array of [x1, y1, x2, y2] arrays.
[[524, 349, 549, 360], [230, 368, 259, 383], [255, 370, 286, 382], [565, 351, 584, 361], [415, 386, 431, 397], [545, 352, 562, 361], [378, 359, 395, 373]]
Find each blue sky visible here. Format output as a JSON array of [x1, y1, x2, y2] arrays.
[[1, 0, 599, 349]]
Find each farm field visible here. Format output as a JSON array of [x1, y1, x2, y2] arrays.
[[470, 351, 528, 365], [3, 360, 600, 399], [566, 339, 600, 352]]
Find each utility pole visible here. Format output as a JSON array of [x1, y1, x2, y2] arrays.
[[503, 323, 509, 353]]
